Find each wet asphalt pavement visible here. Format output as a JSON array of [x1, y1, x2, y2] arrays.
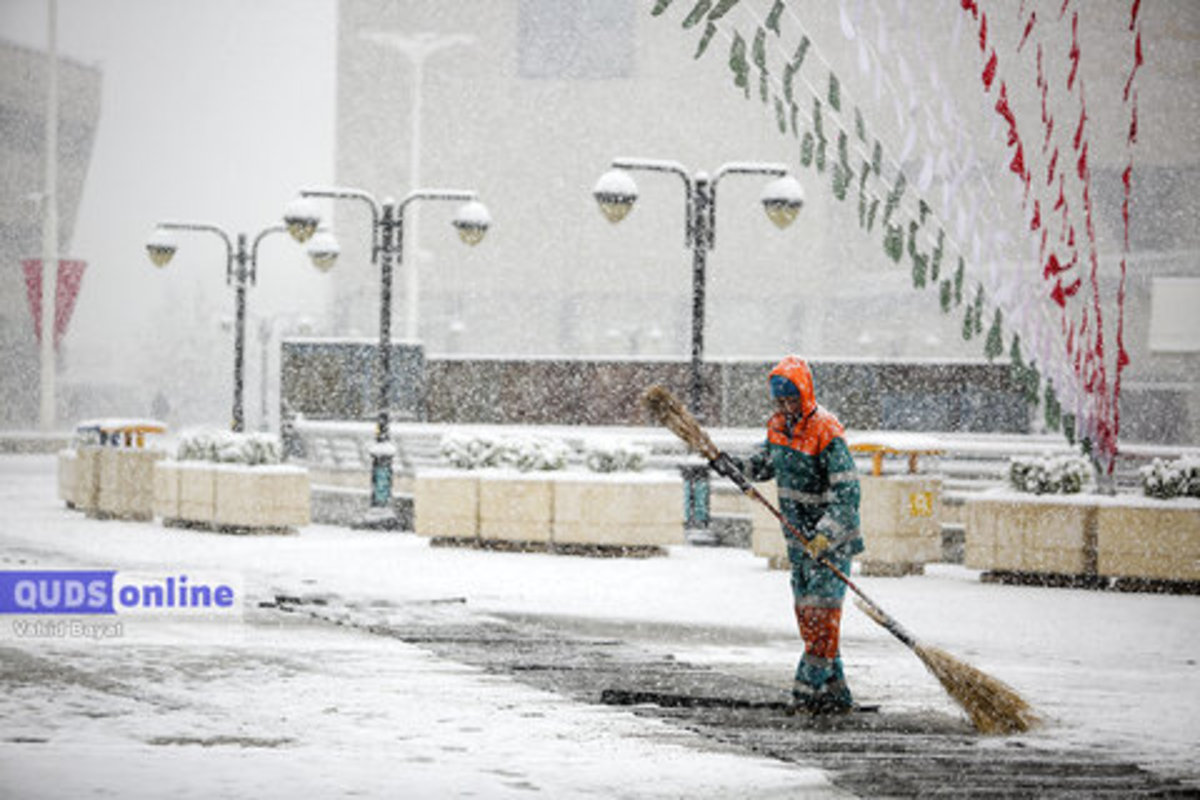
[[269, 594, 1198, 799]]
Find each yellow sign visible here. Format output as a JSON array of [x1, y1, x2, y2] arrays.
[[909, 491, 934, 517]]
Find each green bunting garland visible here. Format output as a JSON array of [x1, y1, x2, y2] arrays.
[[752, 28, 768, 102], [984, 308, 1004, 361], [765, 0, 785, 33], [930, 229, 944, 282], [694, 22, 718, 58], [683, 0, 713, 29], [882, 172, 906, 226], [708, 0, 740, 21], [884, 224, 904, 262], [1044, 381, 1062, 431], [658, 7, 1083, 451], [729, 32, 749, 97]]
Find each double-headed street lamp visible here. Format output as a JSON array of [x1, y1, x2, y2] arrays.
[[594, 158, 804, 415], [146, 221, 339, 432], [593, 157, 804, 540], [283, 187, 489, 529]]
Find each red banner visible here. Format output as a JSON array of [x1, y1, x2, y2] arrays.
[[21, 258, 87, 349]]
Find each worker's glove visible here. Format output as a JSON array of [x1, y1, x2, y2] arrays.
[[804, 533, 832, 560], [710, 452, 752, 492]]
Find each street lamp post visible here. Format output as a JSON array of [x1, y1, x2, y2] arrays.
[[359, 30, 476, 342], [146, 221, 338, 433], [593, 158, 804, 541], [284, 187, 489, 530]]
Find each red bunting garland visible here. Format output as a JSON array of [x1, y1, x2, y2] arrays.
[[965, 0, 1139, 469]]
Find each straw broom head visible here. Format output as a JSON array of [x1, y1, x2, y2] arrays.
[[914, 644, 1040, 734], [854, 599, 1038, 735], [642, 385, 720, 461]]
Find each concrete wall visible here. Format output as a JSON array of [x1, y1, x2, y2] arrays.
[[425, 356, 1032, 432], [282, 342, 1033, 433]]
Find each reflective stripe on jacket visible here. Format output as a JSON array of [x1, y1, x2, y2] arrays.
[[741, 357, 863, 560]]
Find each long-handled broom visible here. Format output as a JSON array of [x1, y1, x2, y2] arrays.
[[643, 384, 1039, 734]]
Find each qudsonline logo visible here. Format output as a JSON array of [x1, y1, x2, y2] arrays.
[[0, 570, 242, 618]]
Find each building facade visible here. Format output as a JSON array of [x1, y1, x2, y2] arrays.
[[330, 1, 1198, 444]]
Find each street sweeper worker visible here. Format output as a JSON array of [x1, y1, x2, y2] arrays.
[[714, 355, 864, 713]]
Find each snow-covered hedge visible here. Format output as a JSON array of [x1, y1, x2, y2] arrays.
[[509, 436, 570, 472], [583, 438, 648, 473], [1008, 454, 1092, 495], [1139, 456, 1200, 500], [176, 429, 282, 466], [439, 433, 567, 472], [438, 433, 653, 473], [439, 433, 509, 470]]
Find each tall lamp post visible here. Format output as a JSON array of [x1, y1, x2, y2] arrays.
[[145, 220, 339, 432], [284, 187, 489, 529], [593, 157, 804, 540], [359, 30, 476, 342], [39, 0, 59, 432]]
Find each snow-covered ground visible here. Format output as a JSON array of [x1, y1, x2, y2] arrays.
[[1, 454, 1197, 797]]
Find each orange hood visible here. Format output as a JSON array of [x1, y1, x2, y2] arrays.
[[768, 356, 817, 417]]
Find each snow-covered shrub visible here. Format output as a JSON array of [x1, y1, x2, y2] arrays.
[[583, 438, 648, 473], [439, 433, 569, 472], [177, 429, 282, 466], [439, 433, 507, 470], [177, 429, 220, 462], [508, 436, 570, 472], [1140, 456, 1200, 500], [1008, 454, 1092, 495]]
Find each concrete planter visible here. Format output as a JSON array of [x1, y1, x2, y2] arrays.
[[74, 446, 103, 514], [414, 469, 480, 539], [156, 462, 309, 531], [213, 465, 310, 529], [859, 475, 943, 576], [966, 491, 1200, 584], [153, 460, 181, 520], [176, 462, 218, 524], [552, 472, 683, 547], [750, 476, 941, 575], [965, 491, 1095, 575], [95, 448, 165, 521], [418, 470, 685, 550], [57, 449, 78, 508], [478, 472, 555, 543], [1096, 499, 1200, 582]]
